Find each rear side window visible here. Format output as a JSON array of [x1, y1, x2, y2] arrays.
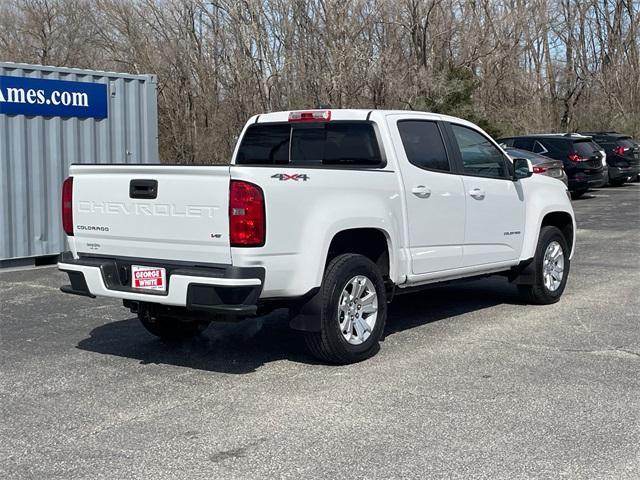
[[513, 138, 534, 150], [617, 138, 636, 148], [450, 124, 509, 179], [236, 122, 382, 167], [397, 120, 450, 172], [533, 141, 548, 154], [540, 139, 570, 157], [236, 124, 290, 165], [574, 140, 599, 156]]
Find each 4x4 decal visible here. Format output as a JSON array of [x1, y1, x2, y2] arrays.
[[271, 173, 310, 182]]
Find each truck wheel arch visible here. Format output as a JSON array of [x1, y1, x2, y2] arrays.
[[540, 211, 574, 257], [324, 228, 392, 280], [290, 228, 393, 333]]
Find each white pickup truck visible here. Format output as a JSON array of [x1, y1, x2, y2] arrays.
[[59, 109, 575, 364]]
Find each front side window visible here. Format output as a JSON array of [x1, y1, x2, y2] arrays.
[[598, 141, 615, 152], [397, 120, 450, 172], [450, 124, 509, 179], [513, 138, 534, 151], [236, 122, 382, 167]]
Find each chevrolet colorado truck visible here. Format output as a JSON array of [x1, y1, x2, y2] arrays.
[[59, 109, 575, 364]]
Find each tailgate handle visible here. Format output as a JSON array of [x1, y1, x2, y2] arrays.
[[130, 179, 158, 199]]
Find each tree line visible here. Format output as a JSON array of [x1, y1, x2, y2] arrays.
[[1, 0, 638, 164]]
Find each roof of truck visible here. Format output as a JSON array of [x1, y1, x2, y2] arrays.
[[251, 109, 476, 128]]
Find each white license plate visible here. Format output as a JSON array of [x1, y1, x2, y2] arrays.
[[131, 265, 166, 291]]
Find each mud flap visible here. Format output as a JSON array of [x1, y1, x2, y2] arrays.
[[288, 288, 322, 332], [509, 258, 536, 285]]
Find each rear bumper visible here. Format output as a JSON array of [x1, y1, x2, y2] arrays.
[[568, 170, 606, 191], [608, 165, 639, 182], [586, 171, 607, 188], [567, 176, 589, 192], [58, 252, 264, 316]]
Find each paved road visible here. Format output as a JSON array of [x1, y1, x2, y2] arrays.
[[1, 184, 639, 480]]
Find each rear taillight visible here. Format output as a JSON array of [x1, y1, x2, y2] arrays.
[[62, 176, 74, 236], [613, 146, 627, 156], [532, 166, 547, 174], [229, 180, 265, 247], [567, 153, 588, 162], [288, 110, 331, 122]]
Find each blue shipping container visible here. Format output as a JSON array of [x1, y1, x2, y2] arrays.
[[0, 62, 159, 265]]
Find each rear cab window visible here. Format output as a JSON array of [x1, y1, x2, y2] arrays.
[[236, 122, 383, 167]]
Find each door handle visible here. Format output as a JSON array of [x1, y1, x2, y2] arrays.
[[468, 188, 486, 200], [411, 185, 431, 198], [130, 179, 158, 199]]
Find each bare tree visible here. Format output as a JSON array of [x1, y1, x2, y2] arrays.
[[1, 0, 638, 163]]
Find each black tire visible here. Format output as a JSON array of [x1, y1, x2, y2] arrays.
[[518, 226, 570, 305], [304, 254, 387, 364], [571, 190, 587, 199], [608, 178, 625, 187], [138, 309, 209, 340]]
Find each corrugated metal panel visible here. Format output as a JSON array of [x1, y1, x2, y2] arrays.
[[0, 62, 159, 262]]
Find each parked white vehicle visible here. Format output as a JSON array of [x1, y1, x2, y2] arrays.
[[59, 109, 576, 363]]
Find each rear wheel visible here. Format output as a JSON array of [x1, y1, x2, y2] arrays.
[[518, 226, 570, 305], [304, 254, 387, 364], [138, 308, 209, 340], [609, 178, 625, 187], [571, 190, 587, 199]]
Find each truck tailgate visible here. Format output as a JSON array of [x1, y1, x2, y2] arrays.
[[70, 165, 231, 264]]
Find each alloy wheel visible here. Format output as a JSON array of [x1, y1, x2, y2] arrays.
[[337, 275, 379, 345]]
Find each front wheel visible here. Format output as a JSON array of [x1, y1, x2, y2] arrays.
[[304, 254, 387, 364], [518, 226, 570, 305]]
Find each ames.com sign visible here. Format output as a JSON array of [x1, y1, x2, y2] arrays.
[[0, 75, 107, 119]]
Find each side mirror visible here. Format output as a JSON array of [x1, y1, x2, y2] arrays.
[[513, 158, 533, 180]]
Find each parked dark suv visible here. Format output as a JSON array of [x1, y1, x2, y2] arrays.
[[498, 134, 606, 198], [578, 132, 640, 185]]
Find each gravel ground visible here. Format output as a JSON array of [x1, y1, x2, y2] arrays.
[[1, 184, 639, 480]]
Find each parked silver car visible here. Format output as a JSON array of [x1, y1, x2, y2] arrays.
[[505, 147, 569, 186]]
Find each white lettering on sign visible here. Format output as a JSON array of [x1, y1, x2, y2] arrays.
[[131, 266, 166, 291]]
